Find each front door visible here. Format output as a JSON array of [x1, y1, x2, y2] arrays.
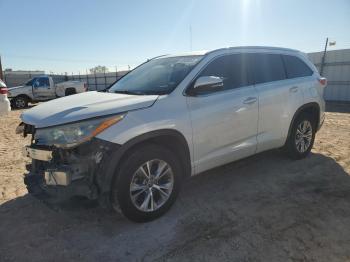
[[186, 54, 259, 174], [32, 77, 55, 100]]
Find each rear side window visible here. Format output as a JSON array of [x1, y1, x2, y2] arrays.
[[251, 54, 286, 84], [282, 55, 313, 78], [40, 77, 50, 86], [196, 54, 252, 93]]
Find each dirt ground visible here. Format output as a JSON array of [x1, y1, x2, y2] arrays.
[[1, 103, 350, 262]]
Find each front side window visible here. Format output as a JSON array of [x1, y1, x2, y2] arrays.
[[282, 55, 313, 78], [109, 55, 203, 95], [251, 54, 286, 84], [193, 54, 252, 95], [33, 77, 49, 87]]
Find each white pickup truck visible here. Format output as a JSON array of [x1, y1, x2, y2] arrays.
[[8, 76, 87, 108]]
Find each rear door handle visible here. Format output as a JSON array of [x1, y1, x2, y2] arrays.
[[243, 97, 257, 104], [289, 86, 298, 93]]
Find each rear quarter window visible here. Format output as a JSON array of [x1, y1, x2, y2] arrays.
[[282, 55, 313, 78]]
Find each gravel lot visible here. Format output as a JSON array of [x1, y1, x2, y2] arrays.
[[1, 103, 350, 262]]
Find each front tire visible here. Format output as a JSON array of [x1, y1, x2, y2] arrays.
[[285, 113, 316, 159], [111, 144, 183, 222], [12, 96, 28, 109]]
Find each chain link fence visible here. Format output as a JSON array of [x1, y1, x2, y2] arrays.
[[3, 71, 129, 91]]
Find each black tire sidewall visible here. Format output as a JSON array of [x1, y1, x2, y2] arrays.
[[287, 113, 316, 159], [112, 144, 182, 222], [65, 89, 76, 96], [14, 96, 28, 109]]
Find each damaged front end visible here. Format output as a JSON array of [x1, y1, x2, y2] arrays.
[[19, 116, 123, 204]]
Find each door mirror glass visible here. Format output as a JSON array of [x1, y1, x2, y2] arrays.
[[191, 76, 224, 95]]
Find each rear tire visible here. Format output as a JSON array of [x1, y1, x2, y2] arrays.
[[285, 113, 316, 159], [12, 96, 28, 109], [111, 144, 183, 222], [65, 88, 76, 96]]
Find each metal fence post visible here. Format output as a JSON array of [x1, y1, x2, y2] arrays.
[[104, 71, 107, 89], [94, 71, 97, 91], [86, 70, 89, 91]]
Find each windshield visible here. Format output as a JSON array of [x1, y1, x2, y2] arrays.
[[109, 55, 203, 95], [25, 78, 35, 86]]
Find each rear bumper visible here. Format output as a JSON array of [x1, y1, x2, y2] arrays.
[[23, 138, 121, 203]]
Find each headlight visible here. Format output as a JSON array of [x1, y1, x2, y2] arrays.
[[35, 114, 125, 148]]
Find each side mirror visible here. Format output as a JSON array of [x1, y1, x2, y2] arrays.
[[189, 76, 224, 95]]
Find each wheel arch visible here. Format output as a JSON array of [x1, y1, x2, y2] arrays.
[[286, 102, 321, 141], [100, 129, 192, 199], [16, 94, 32, 102], [11, 94, 32, 108]]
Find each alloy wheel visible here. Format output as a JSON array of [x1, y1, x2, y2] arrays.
[[15, 98, 26, 108], [129, 159, 174, 212], [295, 120, 313, 153]]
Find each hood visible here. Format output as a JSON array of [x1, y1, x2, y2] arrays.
[[8, 85, 25, 90], [21, 91, 159, 128]]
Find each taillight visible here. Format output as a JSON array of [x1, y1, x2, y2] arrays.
[[0, 87, 8, 95], [318, 77, 327, 86]]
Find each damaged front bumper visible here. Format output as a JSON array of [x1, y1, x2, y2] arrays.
[[23, 138, 120, 203]]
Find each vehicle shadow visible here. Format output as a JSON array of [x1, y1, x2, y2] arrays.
[[1, 150, 350, 261], [10, 104, 37, 111]]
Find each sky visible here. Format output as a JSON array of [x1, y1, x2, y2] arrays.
[[0, 0, 349, 74]]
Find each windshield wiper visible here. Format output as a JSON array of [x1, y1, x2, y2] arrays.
[[113, 90, 146, 95]]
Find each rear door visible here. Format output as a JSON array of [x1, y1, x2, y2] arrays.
[[187, 53, 259, 174], [254, 53, 303, 152], [32, 77, 56, 99], [251, 53, 294, 152]]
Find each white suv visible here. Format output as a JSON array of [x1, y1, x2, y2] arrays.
[[19, 46, 326, 222]]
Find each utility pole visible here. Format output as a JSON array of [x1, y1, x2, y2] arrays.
[[320, 37, 328, 76], [0, 55, 3, 80]]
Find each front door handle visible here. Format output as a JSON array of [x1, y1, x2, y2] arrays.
[[289, 86, 298, 93], [243, 97, 257, 104]]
